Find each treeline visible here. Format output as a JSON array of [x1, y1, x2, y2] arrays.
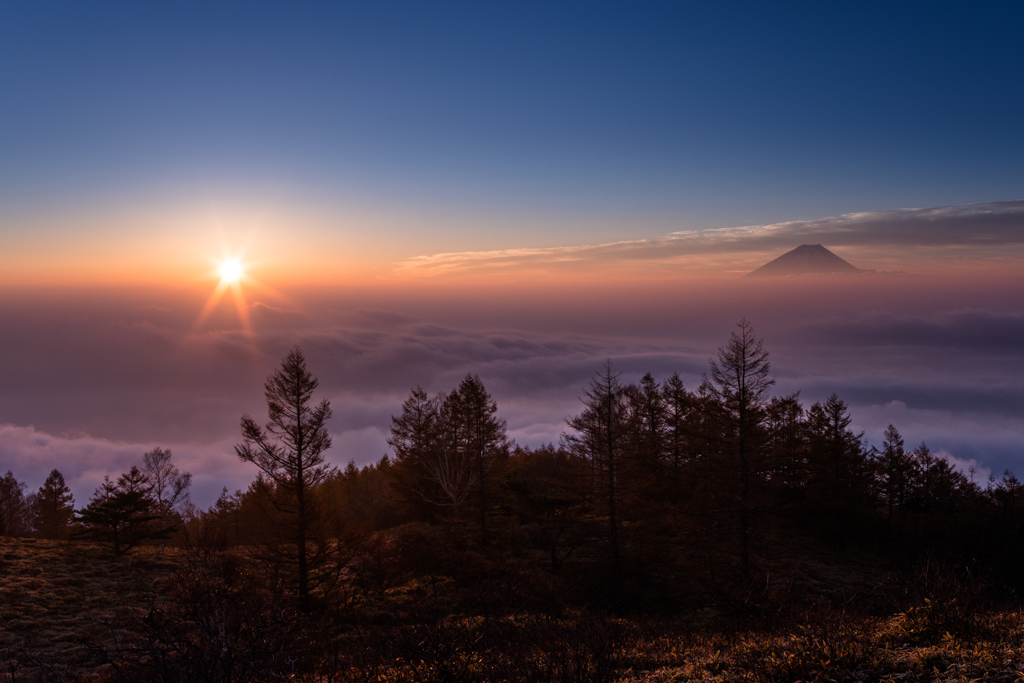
[[4, 320, 1024, 612], [0, 448, 192, 554]]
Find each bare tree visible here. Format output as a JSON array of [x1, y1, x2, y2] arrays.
[[236, 346, 334, 611], [143, 448, 192, 550]]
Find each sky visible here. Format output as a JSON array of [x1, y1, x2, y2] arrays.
[[1, 2, 1022, 506]]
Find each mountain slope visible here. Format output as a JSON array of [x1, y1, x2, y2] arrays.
[[747, 244, 864, 277]]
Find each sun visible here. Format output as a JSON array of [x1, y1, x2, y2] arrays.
[[194, 254, 252, 332], [196, 247, 285, 336], [218, 259, 244, 284]]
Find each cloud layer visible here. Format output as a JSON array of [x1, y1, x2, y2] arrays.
[[3, 201, 1024, 506], [396, 201, 1024, 276]]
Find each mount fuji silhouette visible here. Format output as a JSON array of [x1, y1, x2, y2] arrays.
[[746, 244, 868, 277]]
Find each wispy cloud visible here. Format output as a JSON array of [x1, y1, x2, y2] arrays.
[[394, 201, 1024, 276]]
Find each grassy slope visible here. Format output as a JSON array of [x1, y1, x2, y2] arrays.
[[3, 536, 1024, 682], [0, 537, 182, 679]]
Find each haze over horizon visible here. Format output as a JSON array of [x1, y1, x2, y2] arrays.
[[2, 3, 1022, 506]]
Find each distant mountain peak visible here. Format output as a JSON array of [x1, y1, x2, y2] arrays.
[[746, 244, 866, 277]]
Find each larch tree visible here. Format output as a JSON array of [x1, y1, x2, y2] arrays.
[[877, 423, 912, 526], [451, 374, 510, 546], [625, 372, 668, 476], [388, 387, 452, 517], [661, 372, 694, 492], [142, 447, 192, 550], [705, 319, 775, 579], [564, 361, 628, 567], [236, 346, 334, 612], [33, 469, 75, 539], [804, 394, 868, 544]]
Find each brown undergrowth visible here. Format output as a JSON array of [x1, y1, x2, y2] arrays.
[[0, 537, 181, 681], [4, 536, 1024, 683]]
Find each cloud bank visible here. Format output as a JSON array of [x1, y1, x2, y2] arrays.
[[4, 201, 1024, 506], [395, 201, 1024, 276]]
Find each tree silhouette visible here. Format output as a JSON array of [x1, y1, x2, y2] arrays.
[[877, 423, 912, 528], [0, 471, 30, 537], [390, 387, 477, 514], [804, 394, 869, 545], [705, 319, 775, 579], [565, 361, 627, 568], [236, 346, 334, 611], [32, 469, 75, 539], [76, 467, 170, 555], [388, 386, 443, 518], [451, 374, 510, 545], [143, 448, 192, 550]]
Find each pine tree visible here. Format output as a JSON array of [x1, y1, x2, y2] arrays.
[[236, 346, 334, 611], [75, 468, 169, 555], [32, 469, 75, 539]]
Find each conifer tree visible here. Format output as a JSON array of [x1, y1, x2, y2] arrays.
[[705, 319, 775, 579], [236, 346, 334, 611], [804, 394, 868, 543], [565, 361, 627, 565], [143, 447, 192, 550], [451, 374, 510, 545], [661, 373, 694, 491], [0, 471, 31, 537], [33, 469, 75, 539], [76, 467, 169, 555], [626, 373, 668, 475], [877, 423, 913, 525], [389, 387, 448, 517]]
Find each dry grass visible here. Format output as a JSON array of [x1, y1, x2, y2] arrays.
[[4, 538, 1024, 682], [0, 537, 182, 680], [615, 613, 1024, 683]]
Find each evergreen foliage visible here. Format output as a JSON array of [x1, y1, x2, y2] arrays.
[[75, 467, 171, 555], [0, 470, 31, 537], [32, 469, 75, 539]]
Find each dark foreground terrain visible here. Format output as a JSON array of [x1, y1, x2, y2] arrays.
[[3, 536, 1024, 683]]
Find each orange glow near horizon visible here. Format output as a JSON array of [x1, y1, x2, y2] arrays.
[[194, 250, 288, 334]]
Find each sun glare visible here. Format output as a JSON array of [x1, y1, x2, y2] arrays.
[[219, 259, 244, 284]]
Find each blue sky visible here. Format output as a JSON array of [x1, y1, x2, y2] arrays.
[[2, 2, 1021, 249]]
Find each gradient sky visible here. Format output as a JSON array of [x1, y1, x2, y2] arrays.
[[1, 2, 1022, 505]]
